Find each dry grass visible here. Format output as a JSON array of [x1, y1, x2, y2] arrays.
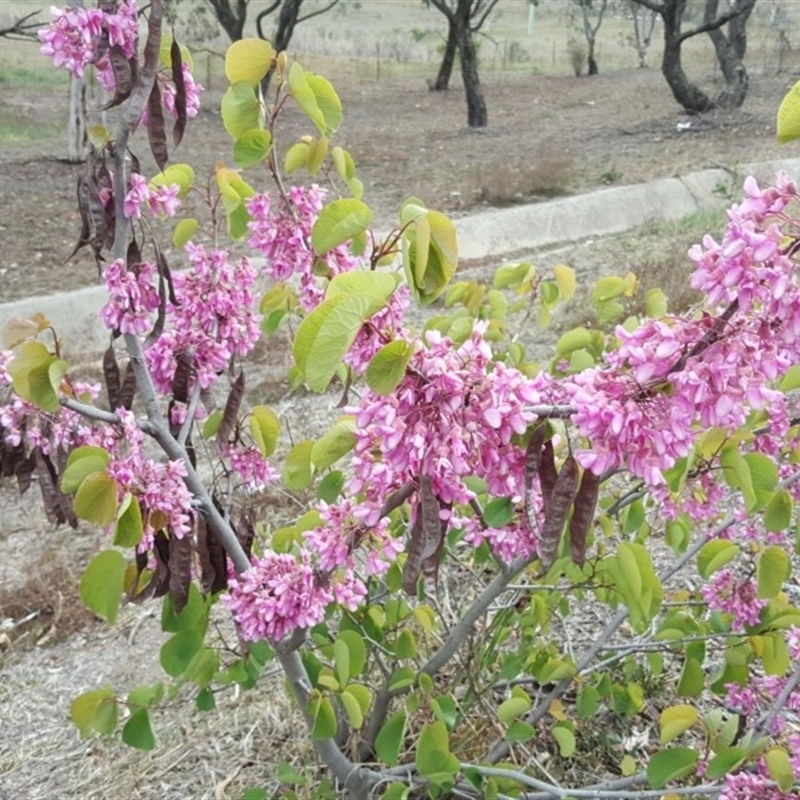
[[466, 145, 575, 207]]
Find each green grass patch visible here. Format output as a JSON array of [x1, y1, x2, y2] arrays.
[[0, 114, 59, 144], [0, 65, 69, 89]]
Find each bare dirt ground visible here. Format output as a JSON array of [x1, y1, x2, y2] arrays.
[[2, 12, 800, 797], [0, 64, 794, 303]]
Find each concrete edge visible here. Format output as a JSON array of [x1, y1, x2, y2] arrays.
[[4, 158, 800, 361]]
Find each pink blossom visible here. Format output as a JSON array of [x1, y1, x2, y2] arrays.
[[222, 553, 333, 642]]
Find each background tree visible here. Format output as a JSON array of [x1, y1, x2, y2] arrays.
[[0, 4, 88, 162], [201, 0, 339, 46], [627, 0, 658, 67], [631, 0, 757, 113], [426, 0, 500, 127], [572, 0, 609, 75]]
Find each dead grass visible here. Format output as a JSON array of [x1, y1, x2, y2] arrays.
[[466, 145, 575, 207]]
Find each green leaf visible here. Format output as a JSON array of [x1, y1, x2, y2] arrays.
[[705, 746, 748, 780], [121, 708, 156, 750], [506, 719, 536, 742], [720, 445, 757, 512], [284, 140, 309, 173], [161, 584, 208, 634], [780, 364, 800, 391], [646, 747, 699, 789], [113, 493, 143, 548], [306, 73, 342, 134], [311, 198, 373, 255], [757, 546, 790, 599], [160, 630, 204, 677], [225, 38, 275, 87], [74, 470, 119, 526], [778, 79, 800, 144], [308, 692, 337, 740], [744, 452, 779, 492], [340, 689, 364, 729], [553, 264, 575, 301], [677, 657, 704, 697], [556, 327, 593, 357], [60, 445, 111, 494], [249, 405, 280, 458], [221, 82, 263, 140], [697, 539, 740, 579], [293, 294, 386, 392], [645, 287, 668, 317], [79, 550, 126, 624], [552, 723, 575, 757], [70, 687, 117, 738], [317, 470, 345, 503], [375, 711, 406, 766], [149, 164, 194, 198], [415, 720, 458, 779], [173, 218, 198, 249], [233, 129, 272, 169], [283, 439, 315, 491], [388, 666, 416, 691], [311, 418, 356, 471], [764, 488, 793, 533], [592, 276, 626, 304], [765, 746, 795, 792], [402, 206, 458, 306], [484, 497, 514, 529], [659, 704, 698, 744], [365, 340, 414, 395], [289, 63, 341, 135]]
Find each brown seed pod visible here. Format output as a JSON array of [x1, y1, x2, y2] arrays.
[[538, 454, 579, 572], [569, 468, 600, 568]]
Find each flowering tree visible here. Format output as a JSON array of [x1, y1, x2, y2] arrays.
[[7, 1, 800, 798]]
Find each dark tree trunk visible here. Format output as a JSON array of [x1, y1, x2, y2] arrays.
[[704, 0, 754, 109], [428, 0, 495, 128], [204, 0, 247, 41], [456, 16, 487, 127], [272, 0, 301, 51], [634, 0, 755, 115], [659, 0, 715, 113], [662, 35, 715, 113], [433, 17, 457, 90], [587, 37, 598, 75]]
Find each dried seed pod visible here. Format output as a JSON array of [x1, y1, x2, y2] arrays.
[[569, 468, 600, 568], [524, 422, 548, 533], [538, 454, 579, 572]]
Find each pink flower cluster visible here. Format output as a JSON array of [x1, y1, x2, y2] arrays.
[[700, 569, 766, 631], [222, 552, 334, 642], [39, 0, 138, 79], [124, 173, 181, 219], [719, 772, 793, 800], [105, 410, 193, 550], [246, 186, 361, 311], [563, 173, 800, 491], [135, 64, 204, 127], [145, 243, 262, 393], [100, 258, 161, 335]]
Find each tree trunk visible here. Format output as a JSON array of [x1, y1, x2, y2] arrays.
[[662, 36, 715, 113], [447, 0, 487, 127], [659, 0, 715, 114], [587, 36, 598, 75], [204, 0, 247, 41], [705, 0, 754, 109], [65, 0, 88, 162], [432, 17, 457, 90], [67, 75, 88, 162], [457, 21, 487, 127]]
